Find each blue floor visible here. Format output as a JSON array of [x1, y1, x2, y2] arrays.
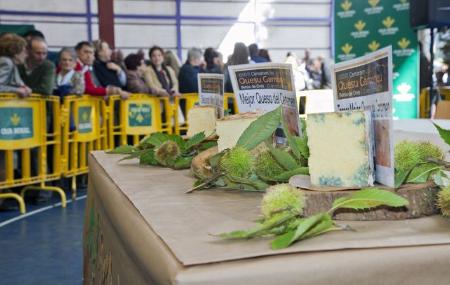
[[0, 189, 86, 285]]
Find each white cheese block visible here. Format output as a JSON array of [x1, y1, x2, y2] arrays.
[[216, 112, 260, 152], [187, 106, 217, 137], [306, 111, 374, 188]]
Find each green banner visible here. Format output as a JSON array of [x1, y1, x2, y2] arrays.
[[128, 103, 152, 127], [78, 106, 93, 134], [0, 107, 34, 140], [334, 0, 419, 118]]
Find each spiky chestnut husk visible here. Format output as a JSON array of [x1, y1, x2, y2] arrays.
[[255, 151, 285, 180], [394, 140, 422, 172], [219, 147, 254, 178], [261, 184, 304, 219], [437, 186, 450, 217], [155, 140, 180, 166], [416, 141, 444, 161], [395, 140, 444, 173]]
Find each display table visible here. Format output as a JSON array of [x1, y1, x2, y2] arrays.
[[83, 129, 450, 285]]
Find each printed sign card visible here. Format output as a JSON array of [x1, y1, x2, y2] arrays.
[[0, 100, 42, 150], [228, 63, 300, 136], [197, 73, 224, 118], [332, 46, 394, 187]]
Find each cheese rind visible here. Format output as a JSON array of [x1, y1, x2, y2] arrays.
[[187, 106, 217, 137], [306, 111, 374, 188], [216, 113, 259, 152]]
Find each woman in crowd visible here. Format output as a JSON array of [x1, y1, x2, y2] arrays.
[[164, 50, 181, 77], [144, 46, 179, 97], [204, 47, 222, 74], [0, 33, 32, 97], [124, 53, 153, 94], [54, 47, 85, 97], [259, 49, 271, 62], [224, 42, 249, 92], [92, 39, 127, 88], [0, 33, 32, 181]]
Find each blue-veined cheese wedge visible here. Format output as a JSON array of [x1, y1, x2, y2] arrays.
[[306, 111, 375, 188]]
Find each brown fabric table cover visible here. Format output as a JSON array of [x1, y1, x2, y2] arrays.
[[83, 132, 450, 285]]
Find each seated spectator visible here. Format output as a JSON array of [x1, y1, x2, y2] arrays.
[[124, 53, 153, 94], [144, 46, 179, 97], [54, 47, 85, 97], [224, 42, 249, 92], [164, 50, 181, 77], [92, 39, 126, 88], [204, 47, 222, 74], [18, 36, 55, 95], [178, 47, 205, 93], [259, 49, 271, 62], [0, 33, 32, 97], [248, 43, 268, 63], [74, 41, 128, 99]]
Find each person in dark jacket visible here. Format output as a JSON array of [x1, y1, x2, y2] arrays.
[[248, 43, 268, 63], [92, 39, 127, 88], [178, 47, 204, 93], [204, 47, 222, 74]]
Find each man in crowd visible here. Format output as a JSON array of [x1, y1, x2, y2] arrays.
[[178, 47, 204, 93], [18, 36, 55, 95], [75, 41, 128, 99], [248, 43, 268, 64]]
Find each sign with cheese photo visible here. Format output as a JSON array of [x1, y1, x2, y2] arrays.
[[197, 73, 224, 118], [332, 46, 394, 187], [228, 63, 300, 136]]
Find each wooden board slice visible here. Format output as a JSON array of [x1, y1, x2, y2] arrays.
[[299, 182, 440, 221]]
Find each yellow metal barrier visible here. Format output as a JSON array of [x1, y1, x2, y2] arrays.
[[61, 95, 108, 198], [107, 94, 172, 149], [174, 92, 238, 135], [0, 93, 65, 213]]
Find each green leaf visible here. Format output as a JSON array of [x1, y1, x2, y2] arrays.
[[208, 152, 224, 170], [141, 132, 170, 147], [271, 213, 327, 249], [407, 164, 442, 183], [300, 215, 334, 240], [118, 150, 145, 162], [168, 134, 187, 150], [225, 175, 269, 191], [433, 123, 450, 146], [172, 156, 193, 169], [272, 167, 309, 182], [139, 149, 158, 165], [236, 106, 281, 150], [107, 144, 136, 154], [185, 132, 206, 151], [269, 146, 299, 171], [282, 118, 309, 161], [330, 188, 409, 213], [198, 141, 217, 152], [394, 169, 410, 188], [218, 211, 296, 239]]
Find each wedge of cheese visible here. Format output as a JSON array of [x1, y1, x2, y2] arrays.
[[306, 111, 374, 188], [216, 112, 260, 152], [187, 106, 217, 137]]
